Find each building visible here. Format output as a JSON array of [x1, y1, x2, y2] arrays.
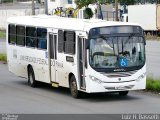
[[48, 0, 76, 14]]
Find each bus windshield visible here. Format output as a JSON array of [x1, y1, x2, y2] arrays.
[[89, 35, 145, 72]]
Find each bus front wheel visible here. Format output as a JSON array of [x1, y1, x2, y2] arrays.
[[28, 67, 37, 87], [119, 91, 129, 96], [69, 76, 81, 98]]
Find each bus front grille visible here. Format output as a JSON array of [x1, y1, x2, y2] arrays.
[[101, 71, 138, 78]]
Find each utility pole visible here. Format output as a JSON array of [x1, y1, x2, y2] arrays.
[[115, 0, 118, 21], [44, 0, 48, 15], [32, 0, 35, 15]]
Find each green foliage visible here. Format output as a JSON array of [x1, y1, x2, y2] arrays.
[[75, 0, 111, 9], [99, 0, 112, 4], [0, 30, 6, 39], [119, 0, 136, 5], [2, 0, 13, 3], [0, 54, 7, 62], [75, 0, 160, 8], [75, 0, 95, 8], [135, 0, 160, 4], [146, 77, 160, 92], [84, 7, 94, 19]]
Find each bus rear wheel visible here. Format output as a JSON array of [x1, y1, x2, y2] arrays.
[[119, 91, 129, 96], [69, 76, 81, 98], [28, 67, 37, 87]]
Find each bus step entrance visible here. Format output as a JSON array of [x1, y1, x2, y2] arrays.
[[51, 82, 59, 88], [80, 87, 86, 91]]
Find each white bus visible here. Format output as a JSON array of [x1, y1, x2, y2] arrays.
[[7, 15, 146, 98]]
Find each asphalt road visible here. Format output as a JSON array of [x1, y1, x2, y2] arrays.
[[0, 63, 160, 114], [146, 41, 160, 78]]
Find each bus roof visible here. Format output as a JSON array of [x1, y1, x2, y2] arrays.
[[7, 15, 141, 32]]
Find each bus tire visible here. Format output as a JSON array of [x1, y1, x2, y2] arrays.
[[119, 91, 129, 96], [69, 75, 81, 98], [28, 67, 37, 88]]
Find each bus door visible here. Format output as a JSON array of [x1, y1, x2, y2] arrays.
[[78, 37, 86, 90], [49, 33, 57, 83]]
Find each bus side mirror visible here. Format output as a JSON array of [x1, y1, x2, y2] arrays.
[[143, 37, 146, 45]]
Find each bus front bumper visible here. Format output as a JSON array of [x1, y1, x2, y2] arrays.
[[86, 78, 146, 93]]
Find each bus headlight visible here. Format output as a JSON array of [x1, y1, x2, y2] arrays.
[[136, 73, 146, 82], [89, 75, 103, 84]]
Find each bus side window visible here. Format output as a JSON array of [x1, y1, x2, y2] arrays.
[[58, 30, 64, 53], [16, 25, 25, 46], [37, 28, 47, 50], [8, 24, 16, 44], [64, 31, 75, 54], [26, 27, 37, 48]]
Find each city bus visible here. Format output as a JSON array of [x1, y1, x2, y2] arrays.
[[7, 15, 146, 98]]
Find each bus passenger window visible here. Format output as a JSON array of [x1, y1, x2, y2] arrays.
[[8, 24, 16, 44], [58, 30, 64, 52], [16, 25, 25, 46], [37, 28, 47, 49], [64, 31, 75, 54], [26, 27, 36, 48]]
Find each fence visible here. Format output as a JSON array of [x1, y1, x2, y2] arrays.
[[102, 10, 121, 21]]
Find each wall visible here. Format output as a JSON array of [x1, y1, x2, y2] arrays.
[[0, 8, 44, 30]]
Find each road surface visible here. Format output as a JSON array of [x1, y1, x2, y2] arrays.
[[146, 41, 160, 78], [0, 63, 160, 114]]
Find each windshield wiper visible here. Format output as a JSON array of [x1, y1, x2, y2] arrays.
[[129, 33, 136, 38], [99, 34, 108, 41]]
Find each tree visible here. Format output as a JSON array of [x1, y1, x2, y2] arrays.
[[74, 0, 95, 9], [75, 0, 137, 9], [74, 0, 135, 20], [119, 0, 136, 5], [74, 0, 104, 19], [75, 0, 111, 9], [84, 7, 94, 19]]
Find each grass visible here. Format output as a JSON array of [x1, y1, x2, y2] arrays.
[[0, 54, 7, 62], [2, 0, 13, 3], [146, 77, 160, 93], [145, 35, 160, 41], [0, 30, 6, 39]]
